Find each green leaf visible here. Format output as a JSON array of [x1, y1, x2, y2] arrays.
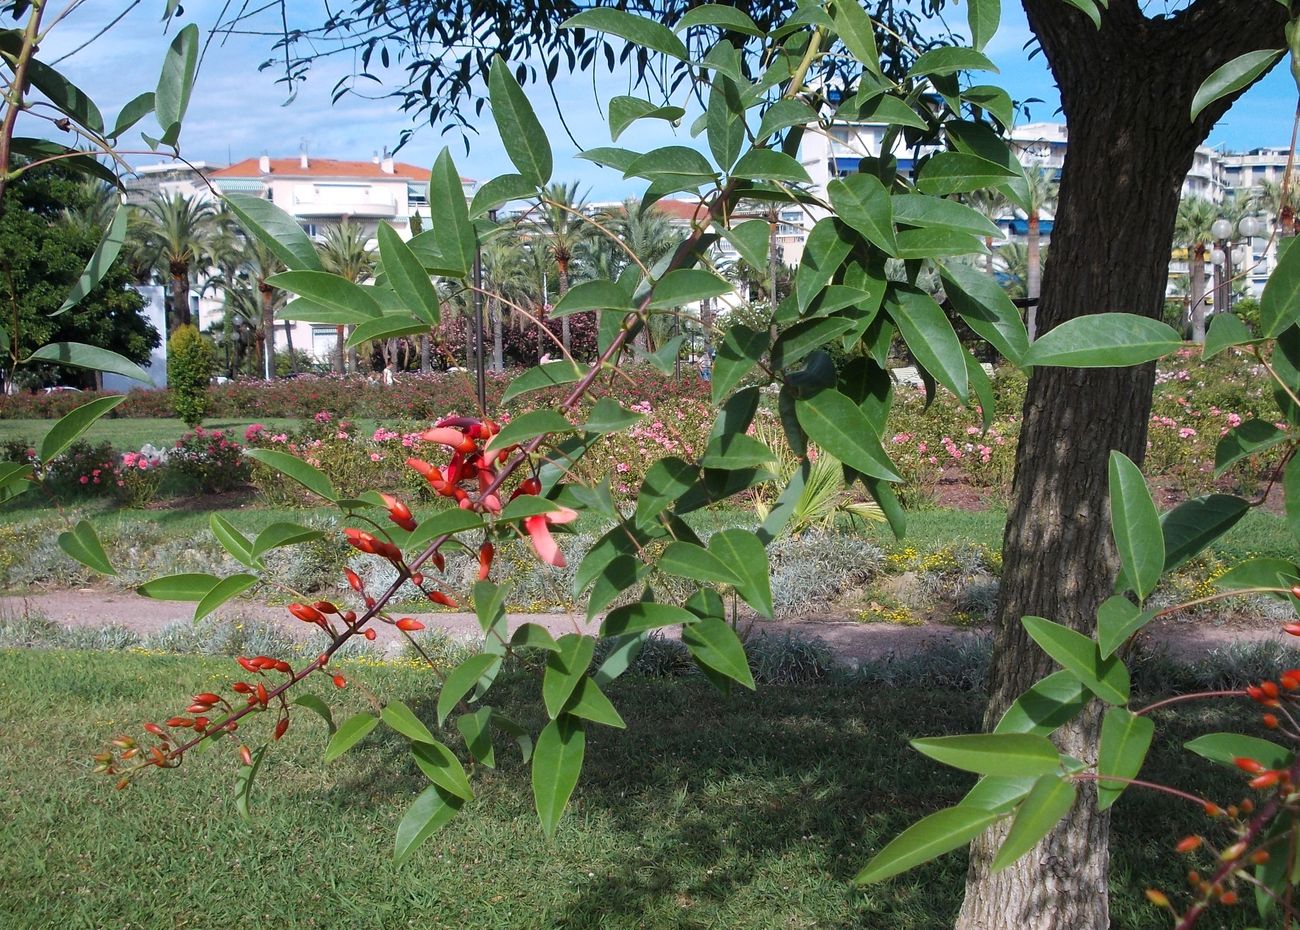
[[721, 219, 774, 270], [1261, 229, 1300, 337], [469, 173, 536, 218], [583, 397, 643, 434], [967, 0, 1001, 51], [345, 314, 428, 347], [648, 269, 732, 309], [795, 390, 901, 483], [609, 96, 685, 142], [675, 4, 763, 35], [911, 733, 1061, 778], [28, 343, 152, 384], [57, 519, 115, 575], [635, 457, 698, 526], [1023, 314, 1183, 368], [543, 634, 597, 719], [771, 318, 857, 371], [1021, 616, 1130, 705], [486, 409, 574, 452], [755, 99, 819, 143], [438, 654, 502, 725], [1096, 707, 1154, 811], [499, 494, 565, 521], [1191, 49, 1285, 121], [939, 262, 1028, 365], [706, 78, 745, 170], [412, 740, 474, 801], [993, 671, 1089, 737], [501, 362, 589, 403], [962, 84, 1015, 128], [154, 24, 199, 135], [457, 706, 496, 767], [659, 541, 742, 585], [1287, 456, 1300, 548], [1216, 421, 1289, 476], [382, 699, 437, 744], [1184, 732, 1292, 770], [510, 623, 560, 650], [1203, 313, 1258, 358], [324, 713, 379, 763], [394, 784, 463, 865], [885, 287, 969, 400], [249, 522, 325, 559], [563, 8, 688, 60], [39, 395, 126, 465], [625, 146, 717, 186], [563, 676, 626, 728], [701, 432, 776, 470], [1161, 494, 1250, 572], [109, 91, 155, 140], [552, 280, 633, 316], [732, 149, 811, 184], [377, 223, 440, 325], [194, 573, 259, 623], [830, 0, 883, 77], [1057, 0, 1101, 28], [602, 602, 698, 637], [426, 147, 476, 275], [532, 715, 586, 837], [895, 195, 1001, 239], [991, 774, 1074, 871], [404, 509, 485, 551], [1214, 557, 1300, 596], [916, 152, 1019, 196], [234, 743, 268, 821], [796, 218, 856, 313], [707, 528, 774, 618], [712, 324, 768, 404], [577, 147, 643, 174], [907, 47, 999, 78], [489, 56, 552, 186], [137, 573, 219, 602], [855, 805, 1003, 884], [224, 194, 323, 272], [266, 271, 381, 319], [682, 618, 755, 689], [1108, 451, 1163, 601], [57, 206, 128, 314], [827, 173, 898, 257], [1096, 596, 1152, 659], [25, 57, 103, 133], [244, 449, 336, 502], [292, 694, 335, 735]]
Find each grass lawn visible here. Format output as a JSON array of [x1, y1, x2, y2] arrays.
[[0, 417, 383, 451], [0, 649, 1264, 930]]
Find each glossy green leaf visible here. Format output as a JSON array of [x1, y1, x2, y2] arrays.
[[895, 196, 1000, 239], [26, 56, 103, 134], [602, 602, 698, 637], [324, 713, 379, 763], [1214, 557, 1300, 596], [57, 519, 115, 575], [292, 694, 335, 734], [706, 77, 745, 170], [907, 47, 999, 78], [1286, 455, 1300, 547], [827, 173, 898, 256], [708, 529, 774, 618], [437, 654, 502, 725], [109, 91, 155, 139], [563, 8, 688, 59], [1096, 596, 1151, 659], [412, 739, 474, 801], [711, 324, 768, 403], [427, 147, 477, 275], [583, 397, 643, 434], [771, 318, 857, 371], [912, 733, 1061, 778], [404, 509, 485, 550], [193, 573, 258, 623], [383, 700, 437, 744], [552, 280, 632, 316], [609, 96, 684, 142], [886, 287, 968, 400], [244, 449, 336, 502], [1184, 732, 1292, 770], [916, 152, 1019, 196], [939, 262, 1028, 365], [795, 389, 901, 482], [732, 149, 811, 184], [1023, 314, 1183, 368], [224, 194, 323, 272], [510, 623, 560, 651], [659, 541, 743, 585], [701, 433, 776, 470], [1096, 707, 1154, 811], [1161, 494, 1250, 572], [563, 676, 625, 728], [755, 98, 818, 142], [675, 4, 762, 35], [648, 269, 732, 309], [469, 173, 536, 218], [457, 706, 496, 767], [532, 715, 586, 837], [682, 618, 755, 689], [378, 223, 439, 324], [830, 0, 883, 77], [137, 573, 219, 601], [991, 774, 1074, 871], [855, 805, 1003, 884], [625, 145, 716, 186], [1215, 421, 1289, 476], [1057, 0, 1101, 28], [1022, 616, 1130, 705], [489, 56, 552, 186], [577, 146, 643, 173], [1108, 451, 1163, 600], [39, 395, 126, 465], [345, 314, 428, 348], [993, 671, 1089, 737], [394, 784, 462, 864], [635, 457, 698, 526], [486, 409, 574, 452], [501, 361, 589, 403], [57, 206, 128, 314], [1191, 49, 1285, 122], [154, 24, 199, 134], [543, 634, 596, 719], [796, 218, 856, 313], [28, 343, 152, 384], [852, 94, 930, 131], [247, 523, 322, 560], [266, 271, 381, 319], [1203, 312, 1258, 357], [967, 0, 1001, 51]]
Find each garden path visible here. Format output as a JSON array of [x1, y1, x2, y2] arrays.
[[1, 588, 1290, 665]]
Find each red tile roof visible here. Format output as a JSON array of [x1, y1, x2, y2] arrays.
[[212, 157, 470, 182], [654, 198, 709, 222]]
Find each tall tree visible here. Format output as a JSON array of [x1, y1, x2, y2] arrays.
[[134, 191, 216, 333], [317, 221, 375, 373], [481, 226, 533, 372], [1173, 196, 1217, 341], [963, 189, 1008, 276], [537, 181, 591, 355], [1019, 165, 1057, 340]]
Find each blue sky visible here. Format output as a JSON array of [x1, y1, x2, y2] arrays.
[[29, 0, 1298, 200]]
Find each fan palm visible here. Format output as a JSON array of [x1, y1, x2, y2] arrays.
[[317, 221, 376, 373], [134, 191, 218, 332], [1174, 196, 1218, 342], [481, 226, 534, 371], [537, 181, 592, 354]]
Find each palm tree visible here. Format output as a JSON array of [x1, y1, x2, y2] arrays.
[[596, 199, 687, 351], [1174, 196, 1217, 342], [1018, 166, 1058, 339], [994, 242, 1031, 300], [537, 181, 592, 354], [480, 226, 533, 371], [134, 191, 217, 333], [317, 221, 375, 373], [962, 190, 1009, 276]]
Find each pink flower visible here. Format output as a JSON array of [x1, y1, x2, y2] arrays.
[[79, 476, 88, 484], [370, 453, 382, 462], [1179, 427, 1197, 439], [1227, 413, 1243, 428], [245, 424, 265, 441], [917, 442, 927, 454]]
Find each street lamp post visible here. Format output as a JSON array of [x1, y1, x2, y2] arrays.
[[1210, 215, 1264, 323]]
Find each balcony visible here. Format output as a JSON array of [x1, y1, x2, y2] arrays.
[[292, 199, 398, 218]]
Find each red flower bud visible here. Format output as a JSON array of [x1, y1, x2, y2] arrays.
[[187, 703, 213, 714], [313, 600, 339, 615], [1234, 757, 1264, 774], [274, 660, 292, 674], [478, 542, 494, 581], [193, 716, 209, 731], [1220, 890, 1239, 906], [364, 628, 376, 641], [143, 722, 166, 737], [1284, 623, 1300, 636], [1263, 713, 1280, 728], [345, 568, 364, 593], [428, 590, 459, 608], [379, 493, 413, 523], [256, 682, 269, 706], [274, 718, 289, 741], [166, 717, 194, 728], [237, 656, 259, 673], [1261, 680, 1280, 699], [232, 682, 253, 694], [1250, 770, 1282, 789], [239, 745, 254, 766], [332, 674, 347, 689], [1144, 889, 1169, 908], [289, 603, 326, 624], [396, 617, 425, 632], [194, 693, 223, 705], [1174, 835, 1202, 854], [411, 572, 424, 586], [421, 427, 469, 449]]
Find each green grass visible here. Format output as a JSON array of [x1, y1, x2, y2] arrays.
[[0, 417, 383, 451], [0, 649, 1265, 930]]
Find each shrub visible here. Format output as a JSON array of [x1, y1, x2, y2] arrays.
[[167, 427, 249, 493], [167, 325, 215, 427]]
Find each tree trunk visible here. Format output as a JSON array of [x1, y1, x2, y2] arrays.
[[284, 320, 298, 373], [420, 334, 430, 372], [985, 235, 995, 276], [1025, 213, 1041, 340], [1189, 245, 1207, 342], [491, 299, 504, 372], [558, 266, 571, 355], [171, 271, 190, 332], [956, 3, 1289, 928], [336, 325, 346, 374], [260, 284, 276, 380]]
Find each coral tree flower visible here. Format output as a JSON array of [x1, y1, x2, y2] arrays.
[[523, 507, 578, 567]]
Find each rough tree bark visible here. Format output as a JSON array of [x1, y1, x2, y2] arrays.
[[956, 2, 1289, 928], [169, 264, 190, 332]]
